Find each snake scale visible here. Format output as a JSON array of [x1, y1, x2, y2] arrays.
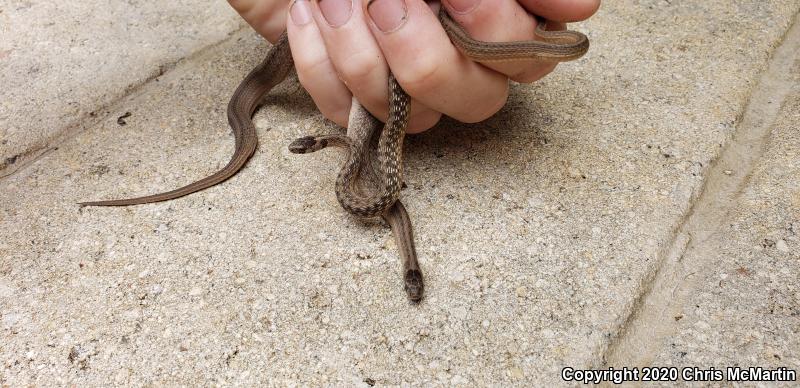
[[81, 8, 589, 302]]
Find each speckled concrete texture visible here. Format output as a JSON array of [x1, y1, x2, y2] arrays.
[[0, 0, 243, 175], [1, 1, 799, 386], [650, 54, 800, 379]]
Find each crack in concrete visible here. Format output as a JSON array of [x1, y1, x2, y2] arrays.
[[601, 11, 800, 376], [0, 24, 251, 180]]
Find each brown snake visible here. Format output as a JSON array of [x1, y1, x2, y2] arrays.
[[81, 8, 588, 302]]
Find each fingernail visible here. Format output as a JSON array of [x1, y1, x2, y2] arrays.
[[318, 0, 353, 28], [290, 0, 313, 25], [367, 0, 408, 33], [444, 0, 480, 13]]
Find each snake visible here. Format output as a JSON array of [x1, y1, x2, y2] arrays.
[[80, 7, 589, 302]]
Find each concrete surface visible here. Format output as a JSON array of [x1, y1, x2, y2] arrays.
[[604, 10, 800, 385], [0, 0, 243, 175], [1, 0, 799, 386], [650, 52, 800, 382]]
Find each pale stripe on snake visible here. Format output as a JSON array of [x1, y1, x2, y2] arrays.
[[80, 8, 589, 302]]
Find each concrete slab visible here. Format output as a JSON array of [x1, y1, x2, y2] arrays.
[[602, 11, 800, 385], [1, 1, 799, 386], [0, 0, 243, 175], [648, 47, 800, 383]]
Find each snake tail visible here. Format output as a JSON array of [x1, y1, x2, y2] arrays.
[[79, 33, 294, 206]]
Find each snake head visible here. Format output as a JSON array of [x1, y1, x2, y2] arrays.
[[288, 136, 326, 154], [404, 269, 424, 303]]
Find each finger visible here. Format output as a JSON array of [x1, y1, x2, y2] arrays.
[[288, 0, 353, 126], [365, 0, 508, 123], [311, 0, 442, 132], [441, 0, 561, 83], [228, 0, 291, 42], [517, 0, 601, 23]]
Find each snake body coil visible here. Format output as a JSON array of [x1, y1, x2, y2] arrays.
[[81, 9, 589, 302]]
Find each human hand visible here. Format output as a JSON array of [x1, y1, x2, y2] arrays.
[[228, 0, 600, 132]]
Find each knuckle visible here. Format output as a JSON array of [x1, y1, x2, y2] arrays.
[[297, 52, 332, 79], [336, 50, 383, 85], [261, 17, 288, 43], [395, 53, 445, 96], [242, 1, 268, 25]]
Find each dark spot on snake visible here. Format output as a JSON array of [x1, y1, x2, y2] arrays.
[[4, 154, 18, 166], [117, 112, 132, 126], [364, 378, 376, 386], [288, 135, 317, 154]]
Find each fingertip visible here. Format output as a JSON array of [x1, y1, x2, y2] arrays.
[[289, 0, 314, 26], [406, 108, 442, 133], [287, 3, 354, 130], [365, 0, 410, 33], [261, 14, 289, 42], [233, 0, 289, 42], [457, 81, 508, 123], [519, 0, 600, 23], [328, 105, 351, 128], [510, 62, 558, 84], [570, 0, 601, 21]]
